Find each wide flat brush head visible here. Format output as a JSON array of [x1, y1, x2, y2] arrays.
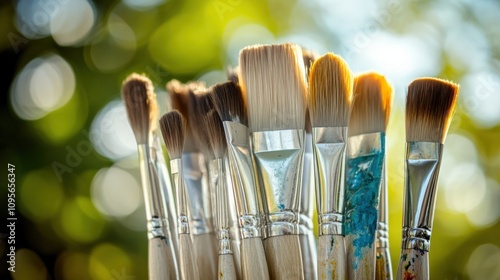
[[308, 53, 353, 128], [159, 110, 186, 159], [210, 81, 247, 125], [349, 72, 394, 136], [240, 43, 307, 132], [122, 73, 157, 145], [406, 77, 459, 143], [205, 110, 227, 159], [189, 91, 215, 159]]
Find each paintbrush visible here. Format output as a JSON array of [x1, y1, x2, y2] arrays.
[[240, 43, 307, 280], [210, 81, 270, 280], [122, 74, 178, 280], [167, 80, 217, 279], [396, 78, 459, 280], [160, 110, 201, 280], [344, 71, 393, 279], [300, 47, 319, 280], [349, 74, 395, 280], [308, 53, 352, 280], [204, 109, 238, 280]]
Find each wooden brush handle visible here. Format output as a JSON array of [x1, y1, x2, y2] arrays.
[[193, 233, 218, 280], [376, 247, 393, 280], [346, 234, 376, 280], [317, 235, 347, 280], [149, 238, 178, 280], [241, 237, 270, 280], [299, 232, 317, 280], [396, 248, 429, 280], [263, 235, 304, 280], [179, 234, 200, 280], [218, 254, 237, 280]]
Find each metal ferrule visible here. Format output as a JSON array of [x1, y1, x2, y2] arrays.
[[212, 158, 233, 255], [377, 159, 389, 248], [312, 127, 347, 236], [218, 229, 233, 255], [182, 152, 212, 235], [251, 129, 304, 238], [223, 121, 262, 239], [170, 158, 190, 235], [299, 134, 314, 235], [138, 144, 166, 239], [402, 142, 443, 252]]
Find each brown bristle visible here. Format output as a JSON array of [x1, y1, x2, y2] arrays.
[[305, 109, 312, 134], [205, 110, 227, 158], [301, 48, 319, 78], [227, 65, 240, 84], [159, 110, 186, 159], [308, 53, 353, 127], [121, 73, 156, 144], [188, 91, 215, 160], [210, 81, 247, 125], [406, 78, 459, 143], [167, 79, 206, 152], [240, 43, 307, 132], [349, 72, 394, 136]]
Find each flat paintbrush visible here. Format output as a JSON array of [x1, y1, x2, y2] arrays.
[[240, 43, 307, 280], [308, 53, 353, 280], [396, 78, 459, 280], [122, 74, 178, 280], [345, 72, 393, 279], [210, 82, 270, 280], [160, 110, 200, 280]]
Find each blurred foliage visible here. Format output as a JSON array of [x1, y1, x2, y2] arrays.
[[1, 0, 500, 279]]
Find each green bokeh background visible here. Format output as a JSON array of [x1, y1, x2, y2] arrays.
[[1, 0, 499, 279]]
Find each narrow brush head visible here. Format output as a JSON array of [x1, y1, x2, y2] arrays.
[[349, 72, 394, 136], [227, 65, 240, 84], [210, 81, 247, 125], [308, 53, 353, 127], [188, 90, 215, 159], [167, 79, 206, 152], [121, 73, 157, 144], [240, 43, 307, 132], [159, 110, 186, 159], [406, 78, 459, 143], [205, 110, 227, 158]]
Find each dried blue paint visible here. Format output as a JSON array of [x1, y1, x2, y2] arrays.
[[345, 136, 385, 270]]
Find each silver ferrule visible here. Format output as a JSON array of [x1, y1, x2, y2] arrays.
[[402, 141, 443, 251], [223, 121, 262, 239], [312, 127, 347, 236], [251, 129, 304, 238], [182, 152, 212, 235], [377, 159, 389, 248], [211, 158, 229, 233], [170, 158, 190, 235], [299, 214, 313, 235], [138, 144, 166, 239], [300, 133, 314, 224], [218, 229, 233, 255]]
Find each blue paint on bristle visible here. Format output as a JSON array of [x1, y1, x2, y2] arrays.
[[345, 134, 385, 270]]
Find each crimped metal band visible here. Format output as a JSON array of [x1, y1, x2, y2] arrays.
[[402, 227, 431, 251], [239, 215, 262, 239], [376, 222, 388, 248], [148, 217, 166, 239], [319, 213, 343, 236], [218, 229, 233, 255]]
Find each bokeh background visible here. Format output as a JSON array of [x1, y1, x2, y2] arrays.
[[1, 0, 499, 279]]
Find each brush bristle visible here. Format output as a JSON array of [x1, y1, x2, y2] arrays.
[[122, 73, 157, 144], [240, 43, 307, 132], [349, 72, 394, 136], [227, 65, 240, 84], [205, 110, 227, 158], [406, 77, 459, 143], [301, 48, 318, 78], [210, 82, 247, 125], [160, 110, 186, 159], [188, 91, 215, 159], [308, 53, 353, 127]]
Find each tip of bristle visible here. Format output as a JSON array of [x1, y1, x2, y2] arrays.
[[301, 47, 319, 78], [205, 110, 227, 158], [349, 72, 394, 136], [121, 73, 157, 144], [308, 53, 353, 127], [406, 77, 459, 143], [227, 65, 240, 84], [160, 110, 185, 159], [188, 91, 215, 159], [240, 43, 307, 132], [210, 81, 247, 125]]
